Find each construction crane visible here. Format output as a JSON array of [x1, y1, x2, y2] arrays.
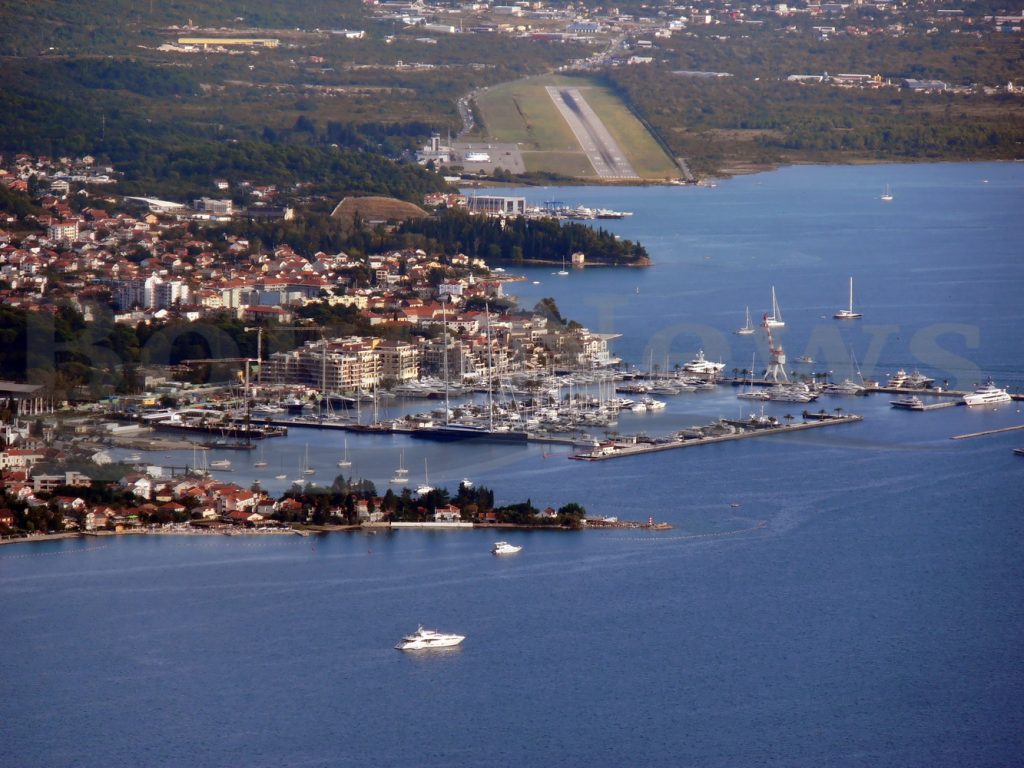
[[243, 324, 324, 386], [179, 357, 260, 443], [762, 314, 788, 383]]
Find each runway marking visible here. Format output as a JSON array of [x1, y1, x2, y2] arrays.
[[546, 86, 639, 180]]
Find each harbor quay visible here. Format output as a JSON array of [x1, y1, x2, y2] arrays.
[[569, 414, 864, 461]]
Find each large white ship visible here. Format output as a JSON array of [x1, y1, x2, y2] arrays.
[[394, 626, 465, 650], [962, 380, 1011, 407], [682, 349, 725, 375]]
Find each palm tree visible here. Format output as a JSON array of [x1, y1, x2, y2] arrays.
[[784, 413, 794, 426]]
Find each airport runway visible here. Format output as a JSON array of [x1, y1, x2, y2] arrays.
[[546, 86, 639, 180]]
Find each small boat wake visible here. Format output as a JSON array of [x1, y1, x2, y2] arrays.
[[609, 520, 768, 543]]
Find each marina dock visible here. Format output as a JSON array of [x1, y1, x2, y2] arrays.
[[950, 424, 1024, 441], [569, 414, 863, 461], [262, 418, 596, 447], [910, 400, 959, 411]]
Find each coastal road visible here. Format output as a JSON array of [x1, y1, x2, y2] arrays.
[[546, 86, 639, 180]]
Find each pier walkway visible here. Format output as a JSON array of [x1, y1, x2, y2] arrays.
[[569, 415, 863, 461], [950, 424, 1024, 441]]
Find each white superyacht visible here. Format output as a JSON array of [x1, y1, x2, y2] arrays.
[[962, 380, 1012, 407], [394, 626, 465, 651]]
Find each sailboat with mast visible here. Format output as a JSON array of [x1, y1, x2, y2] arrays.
[[881, 184, 894, 202], [336, 437, 352, 468], [834, 276, 862, 320], [390, 450, 409, 485], [415, 458, 434, 497], [825, 347, 866, 395], [737, 352, 769, 400], [556, 254, 569, 276], [735, 306, 756, 336], [765, 286, 785, 328], [302, 444, 316, 475], [192, 445, 210, 477]]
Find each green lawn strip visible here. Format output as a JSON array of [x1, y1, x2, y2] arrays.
[[475, 79, 580, 151], [521, 150, 595, 178], [575, 85, 681, 179], [477, 75, 679, 180]]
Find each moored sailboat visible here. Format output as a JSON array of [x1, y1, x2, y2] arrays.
[[834, 276, 863, 320], [390, 450, 409, 485], [765, 286, 785, 328], [735, 306, 756, 336], [336, 438, 352, 468], [415, 458, 434, 497]]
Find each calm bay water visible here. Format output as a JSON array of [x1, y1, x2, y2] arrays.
[[2, 162, 1023, 767]]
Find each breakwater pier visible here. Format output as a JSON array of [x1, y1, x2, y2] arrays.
[[569, 413, 863, 461]]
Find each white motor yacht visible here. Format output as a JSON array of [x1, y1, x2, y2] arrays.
[[962, 380, 1011, 407], [767, 383, 818, 403], [491, 541, 523, 555], [887, 369, 910, 388], [737, 389, 770, 401], [251, 404, 286, 417], [826, 379, 866, 396], [682, 349, 726, 375], [394, 626, 465, 651]]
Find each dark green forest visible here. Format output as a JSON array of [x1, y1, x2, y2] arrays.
[[607, 68, 1024, 174], [209, 207, 648, 265], [393, 210, 650, 266]]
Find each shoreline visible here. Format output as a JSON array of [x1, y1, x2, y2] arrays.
[[0, 519, 673, 547], [469, 157, 1018, 189]]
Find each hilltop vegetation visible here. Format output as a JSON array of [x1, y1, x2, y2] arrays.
[[604, 21, 1024, 174], [0, 0, 1022, 186], [394, 209, 650, 266], [608, 68, 1024, 175], [0, 0, 584, 200]]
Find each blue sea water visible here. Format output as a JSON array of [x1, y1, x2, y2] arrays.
[[2, 163, 1023, 768]]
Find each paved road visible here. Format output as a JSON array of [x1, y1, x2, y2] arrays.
[[546, 86, 639, 180]]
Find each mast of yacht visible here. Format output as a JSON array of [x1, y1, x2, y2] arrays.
[[320, 334, 328, 425], [848, 276, 855, 314], [242, 358, 252, 447], [485, 301, 494, 432], [442, 294, 450, 426]]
